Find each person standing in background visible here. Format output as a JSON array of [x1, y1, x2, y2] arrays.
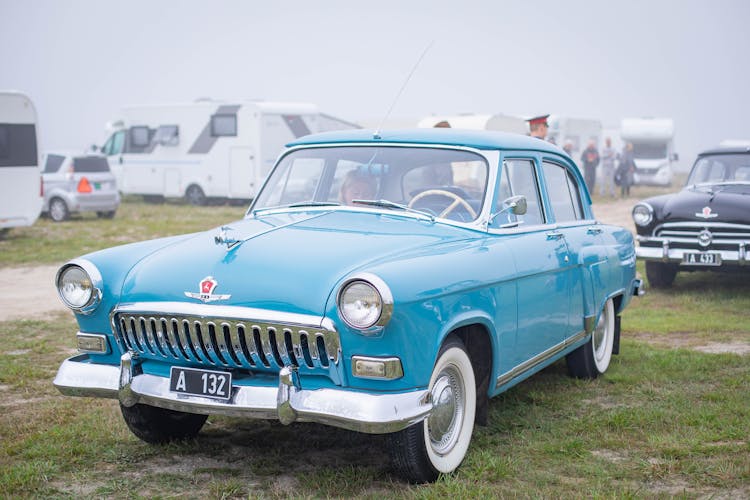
[[616, 142, 636, 197], [599, 137, 617, 197], [580, 139, 600, 193]]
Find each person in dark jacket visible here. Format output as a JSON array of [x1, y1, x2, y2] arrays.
[[616, 142, 636, 197], [580, 140, 600, 193]]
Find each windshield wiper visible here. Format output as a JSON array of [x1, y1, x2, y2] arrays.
[[287, 201, 341, 208], [352, 199, 435, 221]]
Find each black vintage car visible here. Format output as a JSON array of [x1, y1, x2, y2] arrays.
[[632, 145, 750, 287]]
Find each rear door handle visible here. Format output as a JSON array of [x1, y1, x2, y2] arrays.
[[546, 231, 564, 240], [587, 227, 603, 235]]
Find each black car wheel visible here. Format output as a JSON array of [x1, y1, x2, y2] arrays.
[[567, 298, 615, 379], [96, 210, 116, 219], [388, 337, 476, 483], [646, 261, 678, 288], [120, 403, 207, 444], [49, 198, 70, 222], [185, 184, 206, 206]]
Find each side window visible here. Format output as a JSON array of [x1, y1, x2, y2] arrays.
[[43, 154, 66, 173], [211, 114, 237, 137], [493, 159, 544, 227], [154, 125, 179, 146], [129, 126, 151, 148], [0, 124, 38, 167], [542, 161, 583, 222]]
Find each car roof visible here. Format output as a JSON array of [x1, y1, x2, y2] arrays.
[[699, 146, 750, 156], [288, 128, 567, 155]]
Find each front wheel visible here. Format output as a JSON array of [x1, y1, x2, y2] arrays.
[[120, 403, 207, 444], [567, 298, 615, 379], [388, 337, 476, 483], [646, 261, 678, 288], [185, 185, 206, 206]]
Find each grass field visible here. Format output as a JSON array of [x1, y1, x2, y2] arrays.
[[1, 197, 748, 498]]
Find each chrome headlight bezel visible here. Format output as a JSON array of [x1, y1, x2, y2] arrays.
[[632, 203, 654, 227], [55, 259, 103, 314], [336, 272, 393, 332]]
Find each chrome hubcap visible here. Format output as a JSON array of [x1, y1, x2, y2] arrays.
[[593, 309, 608, 361], [428, 366, 464, 455]]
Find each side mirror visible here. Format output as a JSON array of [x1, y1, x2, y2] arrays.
[[489, 195, 527, 224], [90, 144, 99, 152]]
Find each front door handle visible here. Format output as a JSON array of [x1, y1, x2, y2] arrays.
[[546, 231, 564, 240], [587, 227, 603, 235]]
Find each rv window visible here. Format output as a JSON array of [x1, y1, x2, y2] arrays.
[[154, 125, 179, 146], [130, 126, 151, 148], [0, 124, 38, 167], [211, 114, 237, 137], [43, 154, 66, 173]]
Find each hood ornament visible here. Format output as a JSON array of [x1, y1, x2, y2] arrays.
[[695, 206, 718, 219], [184, 276, 231, 303], [214, 225, 240, 249]]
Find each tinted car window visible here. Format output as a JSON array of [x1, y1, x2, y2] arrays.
[[542, 161, 583, 222], [73, 157, 110, 173], [0, 123, 38, 167], [43, 154, 66, 173]]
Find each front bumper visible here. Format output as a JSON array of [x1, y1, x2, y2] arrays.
[[636, 241, 749, 266], [54, 353, 432, 434]]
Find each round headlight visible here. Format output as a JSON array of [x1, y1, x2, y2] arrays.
[[56, 262, 101, 313], [632, 203, 654, 227], [339, 281, 383, 329]]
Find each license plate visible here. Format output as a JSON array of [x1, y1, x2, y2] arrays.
[[169, 366, 232, 400], [682, 252, 721, 266], [94, 182, 101, 190]]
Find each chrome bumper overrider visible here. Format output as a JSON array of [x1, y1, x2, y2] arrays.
[[53, 353, 432, 434]]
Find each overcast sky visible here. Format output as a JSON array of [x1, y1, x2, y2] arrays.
[[2, 0, 748, 167]]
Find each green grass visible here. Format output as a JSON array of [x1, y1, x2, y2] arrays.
[[1, 195, 749, 497]]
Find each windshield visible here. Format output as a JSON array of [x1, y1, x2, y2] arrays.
[[252, 146, 489, 222], [687, 154, 750, 185], [632, 142, 668, 160]]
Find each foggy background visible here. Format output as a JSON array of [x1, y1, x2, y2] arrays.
[[2, 0, 748, 171]]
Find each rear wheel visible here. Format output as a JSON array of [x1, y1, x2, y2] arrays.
[[49, 198, 69, 222], [96, 210, 116, 219], [567, 298, 615, 379], [120, 403, 207, 444], [388, 337, 476, 483], [185, 185, 206, 206], [646, 261, 678, 288]]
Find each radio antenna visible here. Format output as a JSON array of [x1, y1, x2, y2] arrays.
[[374, 40, 434, 139]]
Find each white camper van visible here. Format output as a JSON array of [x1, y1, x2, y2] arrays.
[[0, 91, 43, 235], [99, 100, 358, 204], [547, 115, 603, 158], [620, 117, 677, 186], [417, 113, 527, 134]]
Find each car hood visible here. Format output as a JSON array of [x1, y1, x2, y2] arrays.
[[119, 210, 473, 316], [656, 185, 750, 224]]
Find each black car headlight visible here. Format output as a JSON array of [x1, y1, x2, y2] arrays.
[[337, 273, 393, 331], [56, 260, 102, 314], [632, 203, 654, 227]]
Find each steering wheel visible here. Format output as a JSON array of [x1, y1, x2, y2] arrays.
[[408, 189, 477, 219]]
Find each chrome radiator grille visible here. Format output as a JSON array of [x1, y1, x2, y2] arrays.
[[113, 308, 340, 371], [654, 222, 750, 249]]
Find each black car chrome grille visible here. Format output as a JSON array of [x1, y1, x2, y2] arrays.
[[113, 311, 340, 371], [653, 222, 750, 250]]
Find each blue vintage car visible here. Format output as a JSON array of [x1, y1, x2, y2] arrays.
[[54, 129, 641, 482]]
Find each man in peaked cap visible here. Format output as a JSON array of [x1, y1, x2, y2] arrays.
[[527, 114, 549, 140]]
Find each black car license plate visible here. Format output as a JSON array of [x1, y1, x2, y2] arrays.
[[682, 252, 721, 266], [169, 366, 232, 400]]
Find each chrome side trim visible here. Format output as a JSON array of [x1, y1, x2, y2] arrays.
[[53, 355, 431, 434], [495, 330, 588, 389]]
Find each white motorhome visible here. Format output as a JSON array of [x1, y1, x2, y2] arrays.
[[417, 113, 527, 134], [0, 91, 43, 235], [98, 100, 359, 204], [547, 115, 603, 158], [620, 117, 677, 186]]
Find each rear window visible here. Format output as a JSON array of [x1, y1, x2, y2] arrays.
[[73, 156, 110, 173], [0, 123, 38, 167]]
